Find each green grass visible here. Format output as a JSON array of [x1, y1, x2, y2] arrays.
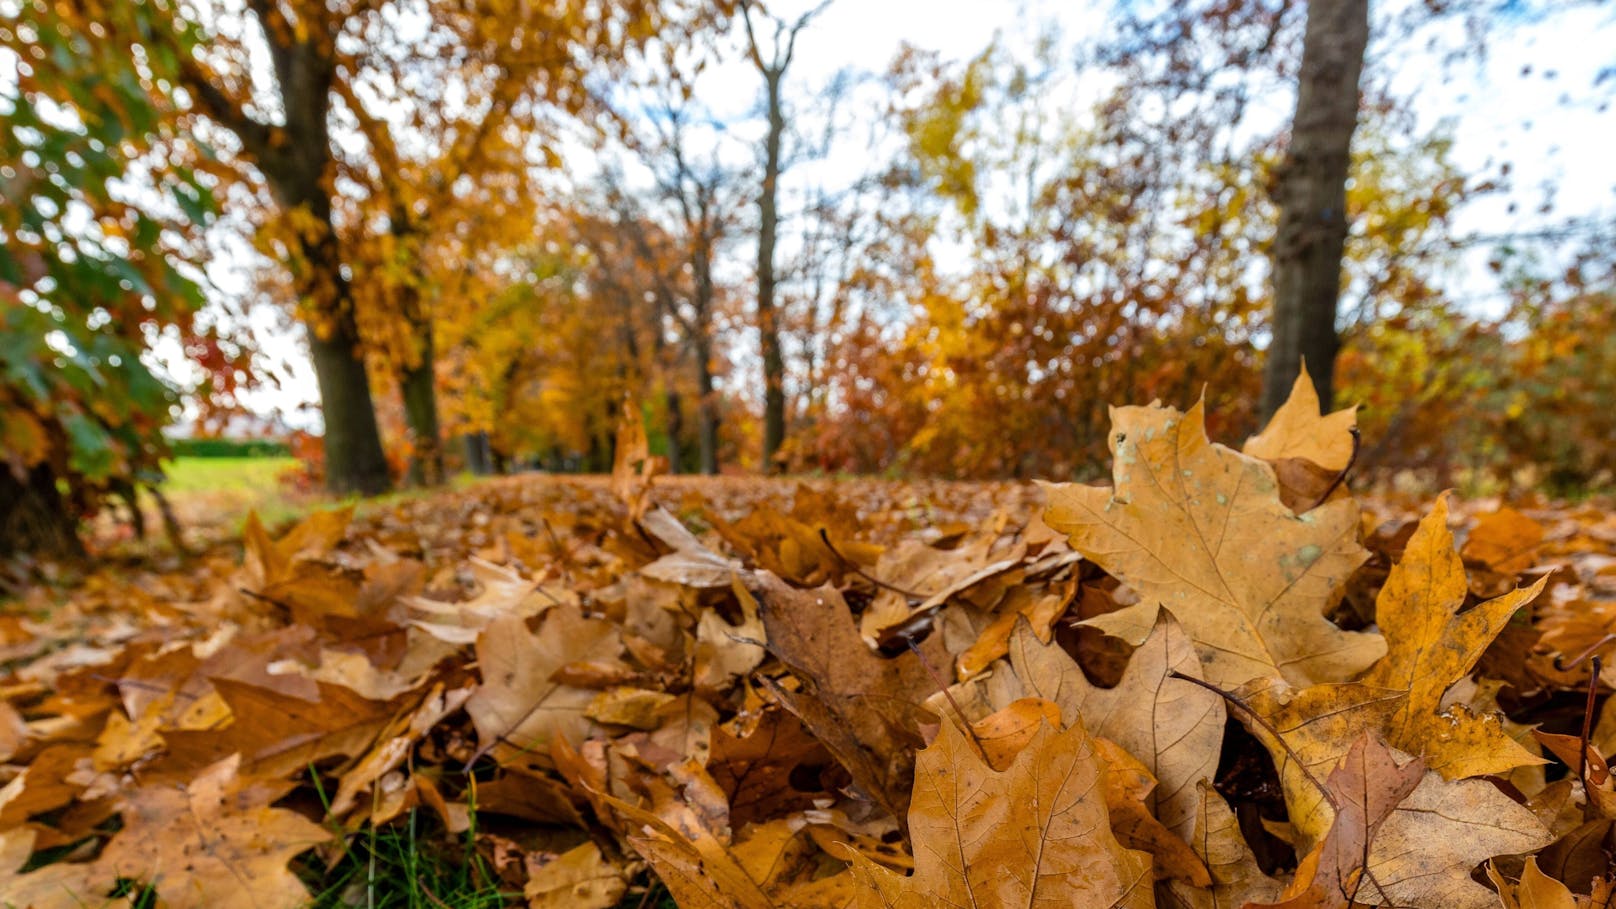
[[157, 455, 309, 533], [162, 456, 302, 493], [301, 811, 514, 909]]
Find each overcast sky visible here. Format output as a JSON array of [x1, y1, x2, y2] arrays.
[[191, 0, 1616, 431]]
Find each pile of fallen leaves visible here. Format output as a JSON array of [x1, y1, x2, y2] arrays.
[[2, 376, 1615, 909]]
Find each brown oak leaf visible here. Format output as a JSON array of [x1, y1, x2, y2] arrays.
[[844, 715, 1153, 908], [1044, 399, 1382, 689]]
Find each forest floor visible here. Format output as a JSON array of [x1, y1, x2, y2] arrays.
[[3, 409, 1616, 907]]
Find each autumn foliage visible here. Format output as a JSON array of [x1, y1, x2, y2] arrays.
[[0, 378, 1611, 907]]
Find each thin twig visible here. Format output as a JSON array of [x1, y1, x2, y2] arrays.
[[1170, 670, 1399, 906], [906, 638, 990, 761], [818, 527, 926, 600], [1308, 427, 1361, 511], [1553, 633, 1616, 671], [1579, 656, 1602, 787]]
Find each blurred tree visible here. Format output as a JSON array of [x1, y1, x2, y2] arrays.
[[167, 0, 392, 495], [740, 0, 830, 472], [145, 0, 702, 494], [0, 0, 224, 559], [596, 38, 749, 475], [1260, 0, 1369, 420]]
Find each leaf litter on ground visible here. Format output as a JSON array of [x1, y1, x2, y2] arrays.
[[1, 375, 1615, 907]]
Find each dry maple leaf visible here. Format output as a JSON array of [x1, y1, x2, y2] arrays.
[[955, 577, 1077, 679], [967, 697, 1063, 771], [0, 826, 108, 909], [692, 581, 766, 693], [748, 570, 942, 823], [1092, 737, 1212, 886], [844, 715, 1154, 908], [1251, 732, 1424, 909], [466, 606, 623, 764], [985, 612, 1224, 844], [524, 841, 630, 909], [154, 676, 397, 780], [1044, 399, 1383, 689], [97, 754, 329, 909], [856, 532, 1025, 646], [1236, 679, 1551, 908], [710, 487, 881, 587], [707, 707, 837, 826], [1462, 507, 1546, 578], [330, 682, 475, 819], [638, 507, 745, 589], [1363, 769, 1551, 909], [1242, 363, 1358, 472], [611, 398, 663, 521], [1230, 497, 1548, 843], [1358, 493, 1548, 779], [603, 790, 774, 909], [1487, 856, 1603, 909], [1161, 781, 1283, 909]]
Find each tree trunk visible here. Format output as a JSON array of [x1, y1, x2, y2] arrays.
[[663, 387, 685, 474], [308, 322, 392, 496], [250, 21, 393, 497], [0, 465, 85, 562], [462, 432, 493, 475], [695, 337, 720, 476], [401, 324, 444, 487], [758, 68, 787, 473], [1260, 0, 1369, 421]]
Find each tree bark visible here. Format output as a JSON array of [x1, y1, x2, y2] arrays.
[[757, 66, 787, 472], [0, 465, 85, 562], [308, 320, 392, 496], [663, 387, 685, 474], [695, 336, 720, 475], [188, 4, 393, 496], [1260, 0, 1369, 421], [401, 324, 444, 487], [462, 432, 493, 476]]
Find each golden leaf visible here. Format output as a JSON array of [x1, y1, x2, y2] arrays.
[[1045, 399, 1383, 689], [845, 716, 1154, 908]]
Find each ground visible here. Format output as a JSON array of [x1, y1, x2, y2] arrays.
[[2, 450, 1614, 908]]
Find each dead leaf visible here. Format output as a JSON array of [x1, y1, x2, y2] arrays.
[[524, 841, 629, 909], [1359, 494, 1548, 780], [844, 716, 1154, 908], [466, 607, 622, 763], [1242, 364, 1358, 472], [1489, 856, 1578, 909], [749, 570, 942, 823], [1045, 399, 1383, 689], [1004, 612, 1225, 843], [1161, 781, 1284, 909], [98, 755, 329, 909], [1251, 732, 1423, 909]]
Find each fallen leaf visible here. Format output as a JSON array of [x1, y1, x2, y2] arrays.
[[1252, 732, 1423, 909], [844, 715, 1153, 908], [967, 696, 1061, 771], [1161, 781, 1284, 909], [1045, 399, 1383, 688], [466, 607, 622, 764], [749, 570, 942, 823], [1359, 494, 1547, 780], [1489, 856, 1578, 909], [524, 841, 629, 909], [1242, 365, 1358, 472], [97, 755, 329, 909], [1005, 611, 1225, 842]]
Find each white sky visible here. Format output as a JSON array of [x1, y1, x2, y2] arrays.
[[172, 0, 1616, 432]]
